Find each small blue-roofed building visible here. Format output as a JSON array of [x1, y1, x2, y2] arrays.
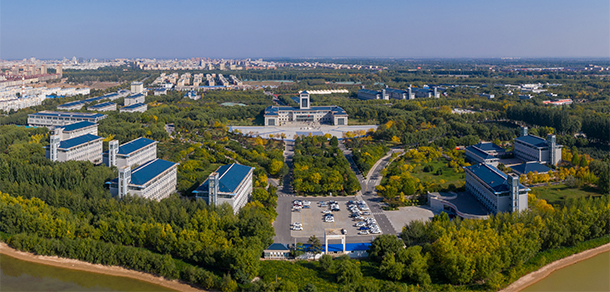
[[57, 100, 85, 110], [357, 88, 386, 100], [46, 133, 103, 164], [28, 111, 107, 128], [464, 163, 530, 214], [193, 163, 255, 214], [184, 90, 200, 100], [56, 121, 98, 140], [465, 142, 506, 166], [103, 137, 158, 169], [154, 88, 168, 96], [120, 102, 147, 113], [87, 102, 116, 112], [263, 243, 291, 259], [511, 161, 552, 176], [514, 127, 562, 165], [264, 91, 348, 126], [125, 93, 145, 106], [109, 159, 178, 201]]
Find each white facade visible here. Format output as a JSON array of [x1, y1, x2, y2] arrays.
[[194, 163, 254, 214], [28, 111, 107, 128], [131, 82, 144, 94], [87, 102, 116, 112], [464, 164, 529, 214], [59, 124, 98, 141], [109, 159, 178, 201], [46, 135, 103, 164], [264, 92, 348, 126], [103, 138, 158, 169], [125, 94, 145, 106], [120, 103, 147, 113], [0, 94, 46, 112], [514, 131, 562, 166]]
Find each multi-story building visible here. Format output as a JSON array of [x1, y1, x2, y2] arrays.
[[0, 94, 46, 112], [464, 163, 530, 214], [87, 102, 116, 112], [124, 93, 145, 106], [465, 142, 506, 166], [357, 89, 386, 100], [193, 163, 254, 214], [109, 159, 178, 201], [45, 132, 103, 164], [57, 100, 85, 110], [514, 127, 562, 166], [131, 81, 144, 94], [103, 137, 158, 169], [120, 103, 147, 113], [264, 91, 348, 126], [28, 111, 107, 128], [56, 121, 98, 140]]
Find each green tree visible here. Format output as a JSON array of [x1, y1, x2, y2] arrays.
[[220, 274, 238, 292], [308, 235, 323, 254], [379, 253, 404, 281], [368, 234, 403, 262], [278, 280, 298, 292], [319, 254, 334, 272], [330, 136, 339, 147], [336, 260, 362, 284]]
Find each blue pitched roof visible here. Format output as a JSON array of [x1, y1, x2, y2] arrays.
[[129, 159, 177, 186], [59, 121, 96, 132], [301, 91, 308, 94], [118, 137, 156, 155], [88, 102, 115, 109], [473, 142, 505, 153], [58, 134, 102, 149], [122, 103, 146, 110], [466, 145, 495, 160], [515, 135, 548, 148], [29, 111, 106, 119], [358, 89, 381, 95], [511, 162, 551, 175], [266, 243, 290, 251], [58, 101, 84, 107], [126, 93, 144, 99], [465, 164, 528, 193], [194, 163, 254, 194]]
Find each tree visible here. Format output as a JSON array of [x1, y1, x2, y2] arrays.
[[336, 260, 362, 284], [368, 234, 403, 262], [220, 274, 238, 292], [330, 136, 339, 147], [401, 220, 428, 246], [379, 253, 404, 281], [308, 235, 323, 254], [278, 280, 298, 292], [303, 283, 318, 292], [319, 254, 334, 272], [398, 246, 431, 285]]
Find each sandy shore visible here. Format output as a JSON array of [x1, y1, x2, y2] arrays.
[[0, 242, 206, 292], [500, 242, 610, 292]]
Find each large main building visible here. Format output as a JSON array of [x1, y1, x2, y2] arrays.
[[264, 91, 348, 126], [514, 127, 562, 166], [465, 163, 530, 214], [193, 163, 254, 213]]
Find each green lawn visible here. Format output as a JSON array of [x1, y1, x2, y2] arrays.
[[531, 184, 603, 206], [410, 158, 464, 190]]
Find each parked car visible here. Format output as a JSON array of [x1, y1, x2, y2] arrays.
[[363, 211, 371, 215], [359, 226, 370, 230], [358, 230, 369, 235], [341, 228, 347, 235], [292, 226, 303, 231]]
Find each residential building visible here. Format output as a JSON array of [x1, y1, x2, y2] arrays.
[[56, 121, 98, 140], [131, 81, 144, 94], [57, 100, 85, 110], [193, 163, 254, 214], [264, 91, 348, 126], [465, 163, 530, 214], [125, 93, 145, 106], [154, 88, 167, 96], [514, 127, 562, 165], [28, 111, 107, 128], [120, 103, 147, 113], [87, 102, 117, 112], [109, 159, 178, 201], [45, 132, 103, 164], [103, 137, 158, 169], [465, 142, 505, 166]]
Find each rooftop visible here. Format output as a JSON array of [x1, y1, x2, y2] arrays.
[[30, 111, 107, 119], [118, 137, 157, 155], [515, 135, 549, 148], [473, 142, 506, 153], [58, 134, 102, 149], [126, 93, 144, 99], [128, 159, 177, 186], [194, 163, 254, 194], [465, 163, 529, 194], [264, 105, 347, 115], [58, 101, 85, 107], [88, 102, 116, 109], [466, 145, 496, 160], [511, 162, 552, 175], [122, 103, 146, 110], [59, 121, 96, 132], [265, 243, 290, 251], [357, 89, 381, 95]]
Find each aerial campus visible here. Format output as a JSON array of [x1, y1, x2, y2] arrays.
[[1, 2, 609, 292]]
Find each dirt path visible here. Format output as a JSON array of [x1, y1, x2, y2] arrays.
[[500, 242, 610, 292], [0, 242, 205, 292]]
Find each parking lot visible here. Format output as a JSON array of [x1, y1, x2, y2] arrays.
[[290, 197, 381, 239]]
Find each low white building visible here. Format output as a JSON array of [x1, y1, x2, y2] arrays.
[[125, 93, 145, 106], [103, 137, 158, 169], [87, 102, 117, 112], [109, 159, 178, 201], [193, 163, 254, 214], [57, 101, 85, 110], [514, 127, 562, 166], [120, 103, 147, 113], [45, 132, 103, 164], [28, 111, 107, 128], [56, 121, 98, 140], [131, 81, 144, 94], [465, 142, 505, 166], [464, 163, 530, 214]]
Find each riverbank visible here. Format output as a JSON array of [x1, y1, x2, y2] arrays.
[[0, 242, 205, 292], [500, 242, 610, 292]]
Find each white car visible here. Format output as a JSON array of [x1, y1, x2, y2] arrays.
[[363, 211, 371, 215], [370, 229, 381, 234], [292, 222, 302, 227], [292, 226, 303, 231], [302, 201, 311, 206], [322, 210, 332, 214], [358, 230, 369, 235], [355, 222, 366, 227]]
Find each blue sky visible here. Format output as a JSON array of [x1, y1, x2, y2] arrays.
[[1, 0, 608, 59]]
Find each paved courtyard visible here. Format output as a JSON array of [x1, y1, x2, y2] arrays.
[[383, 206, 436, 234], [229, 125, 378, 140]]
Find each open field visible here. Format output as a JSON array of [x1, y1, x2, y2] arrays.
[[409, 158, 464, 189], [531, 184, 603, 206]]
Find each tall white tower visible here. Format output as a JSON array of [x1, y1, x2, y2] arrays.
[[118, 166, 131, 198], [49, 133, 61, 162], [108, 140, 119, 167], [299, 91, 310, 110], [508, 174, 520, 213], [208, 172, 219, 206]]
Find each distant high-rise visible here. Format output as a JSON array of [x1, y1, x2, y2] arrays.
[[56, 64, 62, 75]]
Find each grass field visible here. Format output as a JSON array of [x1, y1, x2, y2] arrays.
[[409, 158, 465, 190], [531, 184, 603, 206]]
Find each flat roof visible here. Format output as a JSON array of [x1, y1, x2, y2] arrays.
[[473, 142, 505, 153], [118, 137, 157, 155], [58, 101, 85, 107], [59, 121, 96, 132], [466, 163, 529, 193], [29, 111, 107, 119], [194, 163, 254, 194], [126, 93, 144, 99], [357, 89, 381, 95], [58, 134, 102, 149], [515, 135, 548, 148], [129, 159, 177, 186], [466, 145, 495, 160], [122, 103, 146, 109], [88, 102, 116, 108], [511, 162, 551, 175]]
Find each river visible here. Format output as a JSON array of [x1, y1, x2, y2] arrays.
[[522, 251, 610, 292], [0, 253, 176, 291]]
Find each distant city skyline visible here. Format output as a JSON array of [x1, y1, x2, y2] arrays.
[[1, 0, 608, 60]]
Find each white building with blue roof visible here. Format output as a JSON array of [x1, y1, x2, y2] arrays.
[[57, 100, 85, 110], [514, 127, 562, 166], [87, 102, 116, 112], [28, 111, 107, 128], [464, 163, 530, 214], [125, 93, 145, 106], [109, 159, 178, 201], [264, 91, 348, 126], [120, 102, 147, 113], [465, 142, 506, 166], [56, 121, 98, 140], [193, 163, 255, 213], [103, 137, 158, 169], [46, 132, 103, 164]]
